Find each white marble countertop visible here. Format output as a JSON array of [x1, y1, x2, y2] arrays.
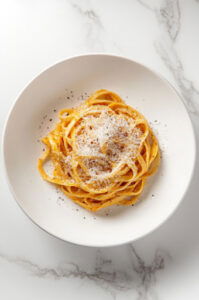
[[1, 0, 199, 299]]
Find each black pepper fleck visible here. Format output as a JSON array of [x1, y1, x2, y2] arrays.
[[53, 109, 57, 112], [49, 118, 52, 122], [152, 194, 155, 197]]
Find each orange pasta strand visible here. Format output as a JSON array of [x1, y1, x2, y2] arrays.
[[38, 89, 160, 211]]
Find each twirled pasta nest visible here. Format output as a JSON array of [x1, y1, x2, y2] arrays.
[[38, 89, 160, 211]]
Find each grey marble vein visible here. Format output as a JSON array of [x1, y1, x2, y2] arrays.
[[130, 245, 165, 287], [0, 246, 170, 299], [137, 0, 199, 115], [129, 245, 170, 300], [69, 0, 122, 53], [137, 0, 180, 41], [158, 0, 180, 41], [70, 0, 104, 51], [155, 39, 199, 114], [71, 2, 103, 28], [137, 0, 155, 12]]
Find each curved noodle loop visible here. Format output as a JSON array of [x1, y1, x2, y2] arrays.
[[38, 90, 160, 211]]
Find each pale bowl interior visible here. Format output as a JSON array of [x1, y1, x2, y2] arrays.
[[3, 55, 195, 247]]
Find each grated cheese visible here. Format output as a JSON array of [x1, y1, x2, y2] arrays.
[[73, 108, 142, 183]]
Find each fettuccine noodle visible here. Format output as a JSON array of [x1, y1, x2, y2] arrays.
[[38, 89, 160, 211]]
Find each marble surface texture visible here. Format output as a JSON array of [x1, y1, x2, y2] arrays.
[[0, 0, 199, 299]]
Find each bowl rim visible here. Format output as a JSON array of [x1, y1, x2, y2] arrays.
[[2, 53, 197, 247]]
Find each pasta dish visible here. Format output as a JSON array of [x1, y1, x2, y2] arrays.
[[38, 89, 160, 211]]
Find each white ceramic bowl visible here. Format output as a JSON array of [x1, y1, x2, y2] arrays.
[[3, 54, 196, 247]]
